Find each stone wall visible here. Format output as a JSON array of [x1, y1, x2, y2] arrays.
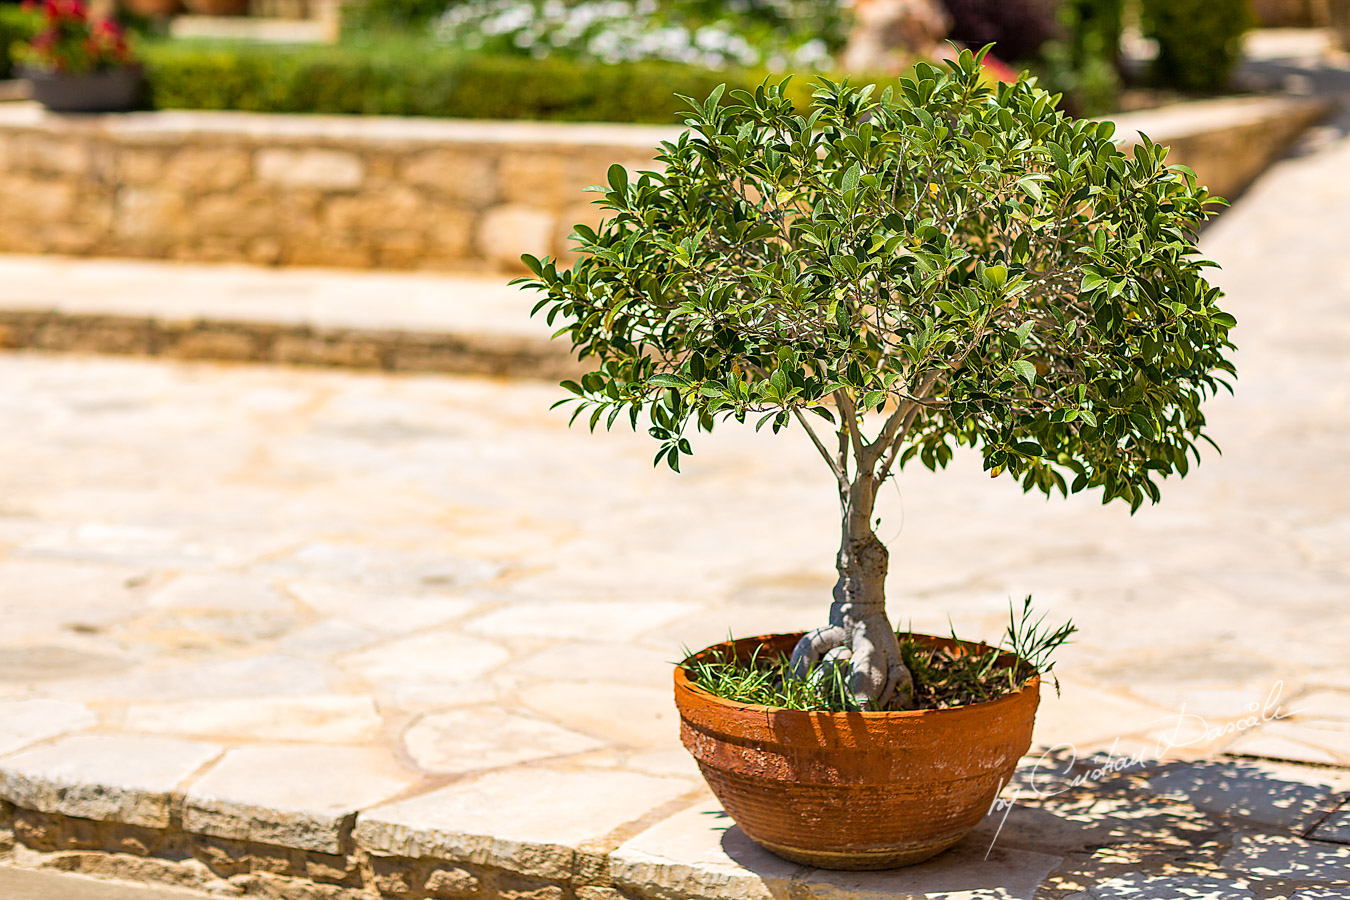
[[0, 96, 1329, 274], [0, 801, 626, 900], [0, 308, 583, 379], [0, 107, 673, 273]]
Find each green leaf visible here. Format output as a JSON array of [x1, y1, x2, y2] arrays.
[[842, 163, 860, 194], [647, 374, 688, 388], [1012, 359, 1037, 385], [607, 164, 629, 196]]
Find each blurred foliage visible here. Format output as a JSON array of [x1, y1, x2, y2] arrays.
[[431, 0, 844, 70], [344, 0, 847, 57], [142, 39, 859, 121], [0, 4, 41, 78], [342, 0, 451, 31], [1035, 0, 1122, 116], [1140, 0, 1251, 92]]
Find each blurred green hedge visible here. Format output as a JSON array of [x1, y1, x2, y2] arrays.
[[0, 6, 40, 79], [1141, 0, 1251, 92], [142, 41, 826, 123]]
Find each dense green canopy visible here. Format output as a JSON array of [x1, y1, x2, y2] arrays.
[[521, 49, 1236, 512]]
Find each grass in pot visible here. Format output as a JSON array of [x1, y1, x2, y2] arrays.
[[519, 49, 1236, 869]]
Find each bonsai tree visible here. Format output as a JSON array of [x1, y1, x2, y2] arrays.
[[520, 49, 1236, 711]]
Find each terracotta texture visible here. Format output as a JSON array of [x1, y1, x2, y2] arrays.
[[674, 632, 1040, 870]]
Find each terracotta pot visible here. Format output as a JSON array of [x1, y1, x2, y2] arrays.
[[674, 632, 1040, 870]]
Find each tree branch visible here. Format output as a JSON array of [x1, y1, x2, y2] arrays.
[[793, 407, 847, 487], [835, 390, 869, 471]]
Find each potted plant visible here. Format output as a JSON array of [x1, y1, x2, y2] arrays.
[[520, 49, 1236, 868], [15, 0, 143, 113]]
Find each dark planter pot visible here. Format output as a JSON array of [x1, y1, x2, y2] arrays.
[[674, 631, 1040, 870], [24, 66, 144, 114]]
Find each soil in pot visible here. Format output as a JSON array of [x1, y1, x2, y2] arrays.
[[674, 632, 1041, 870]]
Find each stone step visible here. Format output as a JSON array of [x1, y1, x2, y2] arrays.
[[0, 254, 581, 380], [0, 867, 213, 899]]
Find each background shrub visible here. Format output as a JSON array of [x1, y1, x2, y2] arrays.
[[940, 0, 1060, 62], [431, 0, 841, 70], [142, 40, 826, 122], [1140, 0, 1251, 92], [0, 5, 40, 79], [1035, 0, 1122, 116], [342, 0, 453, 33]]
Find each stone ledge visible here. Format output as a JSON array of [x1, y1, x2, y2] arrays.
[[2, 754, 1350, 899], [0, 104, 682, 150], [0, 253, 588, 378], [0, 736, 222, 829], [0, 308, 582, 380], [1110, 94, 1334, 201]]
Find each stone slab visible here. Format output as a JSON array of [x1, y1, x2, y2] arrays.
[[338, 632, 510, 686], [121, 695, 383, 744], [799, 840, 1062, 900], [402, 707, 605, 775], [354, 767, 699, 879], [184, 745, 414, 853], [1063, 875, 1255, 900], [1309, 804, 1350, 843], [0, 255, 578, 379], [609, 796, 805, 900], [0, 104, 682, 149], [519, 682, 681, 751], [53, 655, 332, 703], [1289, 690, 1350, 722], [1227, 722, 1350, 767], [0, 735, 221, 827], [0, 699, 96, 757], [1221, 833, 1350, 880], [287, 582, 479, 635], [146, 573, 289, 613], [0, 867, 215, 900], [611, 797, 1062, 900], [462, 599, 702, 642], [1142, 758, 1347, 828]]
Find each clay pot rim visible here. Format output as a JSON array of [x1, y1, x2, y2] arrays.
[[675, 630, 1041, 721]]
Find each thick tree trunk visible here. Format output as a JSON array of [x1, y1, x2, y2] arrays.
[[791, 474, 915, 710]]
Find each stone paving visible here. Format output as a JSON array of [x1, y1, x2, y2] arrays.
[[2, 54, 1350, 900]]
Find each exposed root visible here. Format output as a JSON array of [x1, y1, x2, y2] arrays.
[[791, 616, 914, 711]]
